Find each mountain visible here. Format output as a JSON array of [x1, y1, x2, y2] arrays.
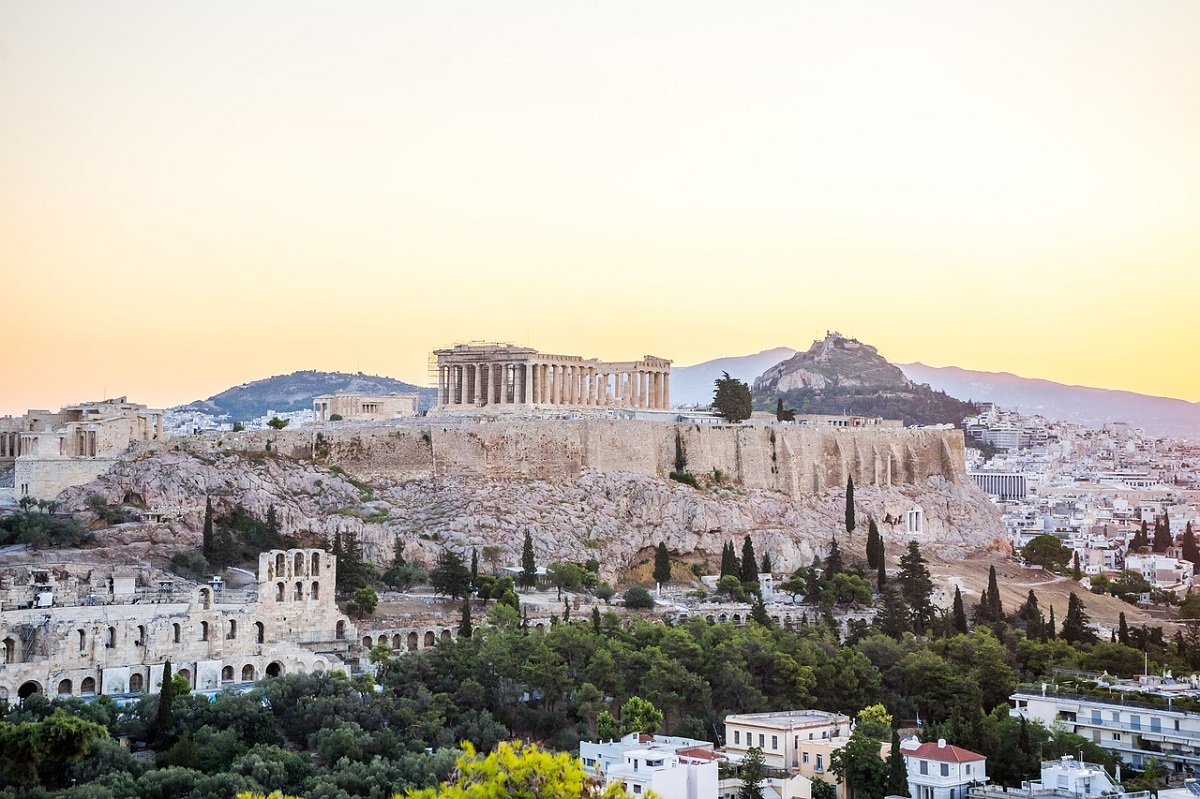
[[175, 370, 437, 421], [670, 347, 798, 406], [898, 363, 1200, 440], [752, 333, 978, 426]]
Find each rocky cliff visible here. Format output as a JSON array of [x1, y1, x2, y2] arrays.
[[59, 446, 1006, 582]]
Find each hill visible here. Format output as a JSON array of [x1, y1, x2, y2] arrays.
[[175, 370, 437, 421], [671, 347, 798, 406], [899, 363, 1200, 440], [752, 333, 978, 427]]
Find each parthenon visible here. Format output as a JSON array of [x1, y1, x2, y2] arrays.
[[433, 343, 671, 412]]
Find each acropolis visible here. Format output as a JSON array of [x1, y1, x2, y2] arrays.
[[433, 343, 671, 412]]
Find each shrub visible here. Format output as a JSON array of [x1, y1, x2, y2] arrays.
[[623, 587, 655, 609]]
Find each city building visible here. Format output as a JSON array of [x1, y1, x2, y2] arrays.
[[900, 737, 987, 799], [724, 710, 855, 798], [581, 732, 721, 799]]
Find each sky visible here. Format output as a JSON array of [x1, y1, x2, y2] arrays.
[[2, 1, 1199, 415]]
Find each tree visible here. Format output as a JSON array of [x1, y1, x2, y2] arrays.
[[1182, 521, 1200, 573], [459, 599, 473, 639], [654, 542, 671, 587], [824, 538, 844, 580], [738, 746, 767, 799], [266, 417, 289, 430], [831, 727, 888, 799], [976, 565, 1004, 625], [156, 659, 176, 746], [1072, 551, 1083, 581], [1061, 593, 1096, 645], [202, 497, 214, 558], [885, 729, 909, 798], [403, 741, 633, 799], [1129, 521, 1149, 554], [951, 586, 969, 635], [760, 553, 772, 574], [897, 542, 934, 633], [721, 541, 741, 579], [866, 518, 883, 570], [431, 549, 472, 600], [741, 536, 759, 585], [875, 585, 910, 640], [619, 696, 663, 736], [1047, 605, 1056, 640], [845, 476, 856, 535], [1017, 590, 1044, 640], [347, 585, 378, 618], [470, 548, 479, 590], [623, 586, 655, 609], [750, 595, 773, 627], [1153, 513, 1173, 553], [520, 530, 537, 591], [1118, 611, 1129, 646], [1021, 534, 1071, 571], [713, 372, 752, 423]]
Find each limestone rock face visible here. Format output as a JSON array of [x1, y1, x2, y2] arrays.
[[58, 450, 1006, 582]]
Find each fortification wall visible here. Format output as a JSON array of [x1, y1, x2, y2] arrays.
[[165, 420, 965, 498]]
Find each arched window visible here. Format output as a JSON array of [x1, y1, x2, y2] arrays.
[[295, 552, 304, 575], [255, 621, 265, 643], [441, 629, 452, 642], [136, 625, 146, 647], [57, 679, 72, 695], [392, 634, 402, 648], [173, 623, 181, 643], [276, 582, 285, 602], [221, 665, 234, 682], [129, 673, 144, 692], [200, 621, 209, 641], [275, 553, 286, 576], [311, 552, 320, 575], [311, 581, 319, 600], [1, 637, 14, 664], [105, 627, 116, 648], [177, 668, 191, 687], [199, 587, 211, 609], [423, 631, 435, 647], [81, 676, 96, 694], [363, 636, 373, 648], [265, 661, 283, 678], [407, 632, 418, 651], [242, 664, 255, 681], [293, 581, 302, 601], [78, 629, 86, 652], [335, 620, 346, 640], [227, 620, 237, 640]]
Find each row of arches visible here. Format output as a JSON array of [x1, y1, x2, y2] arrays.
[[269, 551, 322, 581], [360, 630, 452, 651], [12, 658, 298, 702], [274, 580, 321, 602]]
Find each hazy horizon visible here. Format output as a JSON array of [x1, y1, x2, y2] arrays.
[[4, 2, 1199, 415]]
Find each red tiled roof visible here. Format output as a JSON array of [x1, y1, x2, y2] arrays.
[[906, 742, 985, 763], [638, 734, 654, 743], [677, 747, 723, 762]]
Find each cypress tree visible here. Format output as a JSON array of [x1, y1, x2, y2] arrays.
[[897, 542, 933, 634], [885, 729, 910, 798], [952, 586, 969, 634], [1072, 551, 1082, 581], [458, 598, 473, 638], [1047, 605, 1056, 639], [1182, 521, 1200, 573], [877, 558, 887, 590], [1018, 589, 1043, 640], [760, 553, 772, 574], [654, 542, 672, 587], [202, 498, 214, 557], [1118, 611, 1129, 646], [156, 659, 175, 745], [470, 548, 479, 590], [866, 518, 882, 570], [824, 538, 844, 579], [592, 605, 602, 635], [720, 542, 740, 579], [1062, 593, 1095, 644], [1129, 520, 1149, 554], [741, 536, 759, 584], [845, 476, 856, 535], [977, 565, 1003, 624], [520, 529, 537, 590]]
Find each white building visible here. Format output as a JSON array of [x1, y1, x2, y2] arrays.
[[1122, 552, 1192, 591], [901, 737, 987, 799], [580, 732, 720, 799]]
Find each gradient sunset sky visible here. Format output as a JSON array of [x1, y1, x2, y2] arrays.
[[3, 2, 1199, 416]]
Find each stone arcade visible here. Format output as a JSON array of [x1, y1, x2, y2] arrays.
[[433, 343, 671, 412]]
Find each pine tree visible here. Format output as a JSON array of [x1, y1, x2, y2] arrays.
[[1018, 589, 1043, 640], [654, 542, 672, 587], [885, 729, 910, 798], [202, 498, 214, 557], [845, 476, 856, 535], [824, 538, 844, 580], [458, 598, 473, 639], [738, 747, 767, 799], [750, 595, 772, 627], [876, 585, 910, 640], [520, 529, 537, 590], [741, 536, 759, 585], [952, 586, 969, 634]]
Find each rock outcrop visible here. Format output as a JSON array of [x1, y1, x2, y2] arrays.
[[58, 449, 1006, 582]]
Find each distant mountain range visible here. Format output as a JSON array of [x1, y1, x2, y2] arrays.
[[671, 347, 798, 406], [897, 363, 1200, 440], [175, 370, 436, 421]]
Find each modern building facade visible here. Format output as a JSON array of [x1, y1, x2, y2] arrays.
[[900, 737, 987, 799]]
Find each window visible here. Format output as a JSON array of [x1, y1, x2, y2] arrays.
[[1092, 710, 1102, 724], [941, 763, 949, 777], [966, 765, 972, 775], [633, 786, 641, 794], [771, 735, 778, 750], [734, 731, 740, 745], [1112, 712, 1120, 722], [200, 621, 209, 641], [1113, 733, 1122, 741], [816, 755, 823, 772], [803, 753, 810, 764], [1151, 718, 1161, 733], [1131, 715, 1141, 730], [759, 734, 765, 748], [920, 761, 928, 775]]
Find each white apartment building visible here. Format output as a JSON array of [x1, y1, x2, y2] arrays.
[[1010, 688, 1200, 772], [1122, 553, 1193, 591], [900, 737, 987, 799], [580, 732, 720, 799]]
